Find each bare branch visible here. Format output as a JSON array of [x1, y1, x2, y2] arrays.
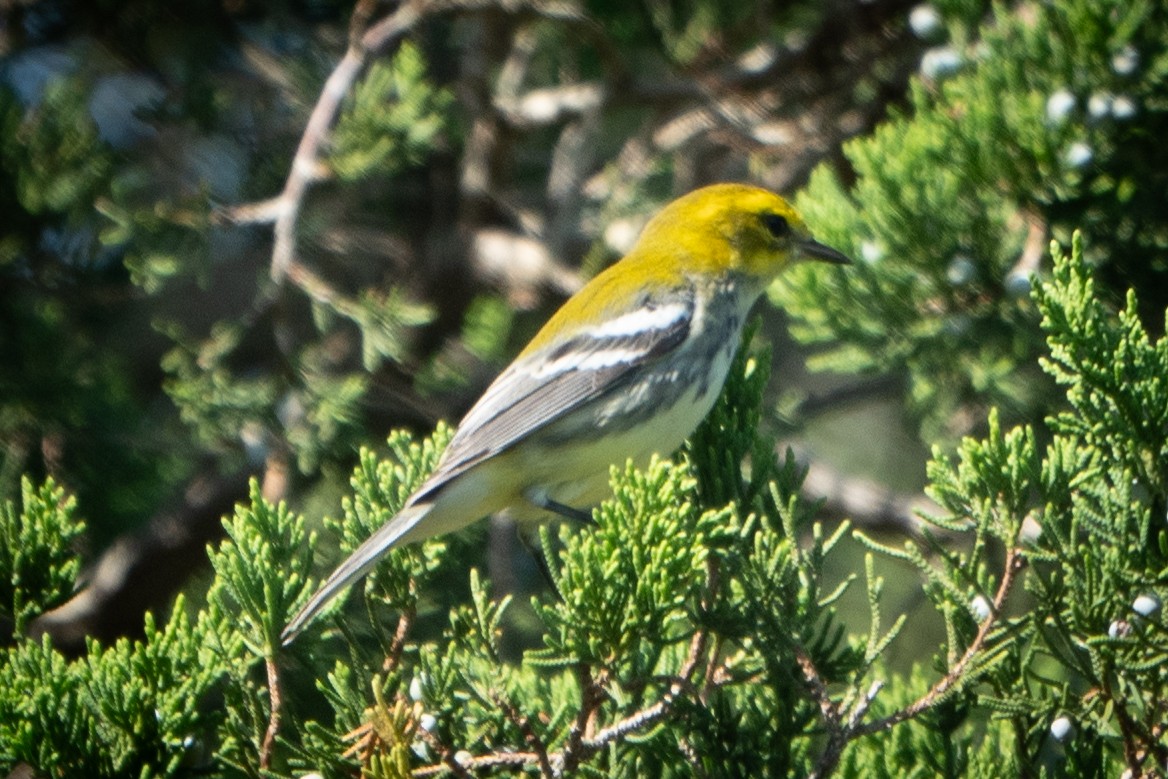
[[265, 0, 592, 284], [494, 82, 605, 128], [213, 196, 286, 227], [270, 44, 365, 282]]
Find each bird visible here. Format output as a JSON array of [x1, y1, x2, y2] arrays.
[[282, 183, 850, 643]]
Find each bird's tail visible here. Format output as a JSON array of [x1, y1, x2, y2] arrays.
[[281, 501, 433, 645]]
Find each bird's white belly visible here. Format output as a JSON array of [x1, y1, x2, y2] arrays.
[[512, 343, 737, 516]]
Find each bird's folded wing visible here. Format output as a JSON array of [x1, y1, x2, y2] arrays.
[[412, 294, 694, 501]]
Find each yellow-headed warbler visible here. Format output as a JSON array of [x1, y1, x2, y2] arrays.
[[282, 183, 849, 643]]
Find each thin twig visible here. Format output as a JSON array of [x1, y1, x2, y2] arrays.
[[695, 555, 721, 703], [795, 642, 849, 779], [681, 621, 708, 681], [857, 547, 1025, 736], [416, 725, 476, 779], [493, 691, 556, 779], [677, 735, 710, 778], [409, 620, 732, 775], [795, 645, 841, 731], [382, 605, 415, 673], [413, 750, 542, 777], [259, 655, 282, 769], [568, 567, 719, 769], [556, 664, 606, 774], [1099, 671, 1159, 778], [847, 681, 884, 731]]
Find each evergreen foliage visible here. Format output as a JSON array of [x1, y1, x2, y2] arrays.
[[0, 477, 82, 637], [3, 246, 1165, 775], [330, 43, 454, 184], [2, 0, 1168, 775], [0, 476, 220, 777], [778, 0, 1168, 442], [839, 237, 1167, 776]]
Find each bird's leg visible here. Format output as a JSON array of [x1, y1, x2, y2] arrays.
[[541, 498, 595, 524], [526, 489, 595, 524]]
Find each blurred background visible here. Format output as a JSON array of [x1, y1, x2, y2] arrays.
[[1, 0, 1164, 657]]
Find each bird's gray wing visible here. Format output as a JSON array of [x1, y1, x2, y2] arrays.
[[412, 293, 693, 502]]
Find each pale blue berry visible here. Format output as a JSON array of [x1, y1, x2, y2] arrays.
[[947, 255, 976, 286], [909, 4, 944, 40], [1112, 45, 1139, 76], [1005, 271, 1032, 298], [1087, 92, 1113, 120], [860, 240, 885, 264], [921, 47, 962, 80], [1045, 89, 1076, 126], [1111, 95, 1137, 120], [1133, 594, 1160, 617], [1063, 142, 1093, 169], [1050, 716, 1074, 742], [409, 675, 426, 702]]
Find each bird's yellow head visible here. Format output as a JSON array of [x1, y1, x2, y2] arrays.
[[518, 184, 849, 352], [630, 183, 850, 282]]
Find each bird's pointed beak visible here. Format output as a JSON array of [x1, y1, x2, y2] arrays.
[[799, 237, 852, 265]]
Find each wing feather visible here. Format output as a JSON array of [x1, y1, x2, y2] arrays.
[[413, 294, 693, 501]]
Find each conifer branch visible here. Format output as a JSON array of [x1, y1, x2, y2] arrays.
[[800, 548, 1023, 776], [411, 555, 725, 777], [858, 546, 1025, 736]]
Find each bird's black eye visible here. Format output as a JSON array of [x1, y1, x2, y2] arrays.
[[762, 213, 791, 239]]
